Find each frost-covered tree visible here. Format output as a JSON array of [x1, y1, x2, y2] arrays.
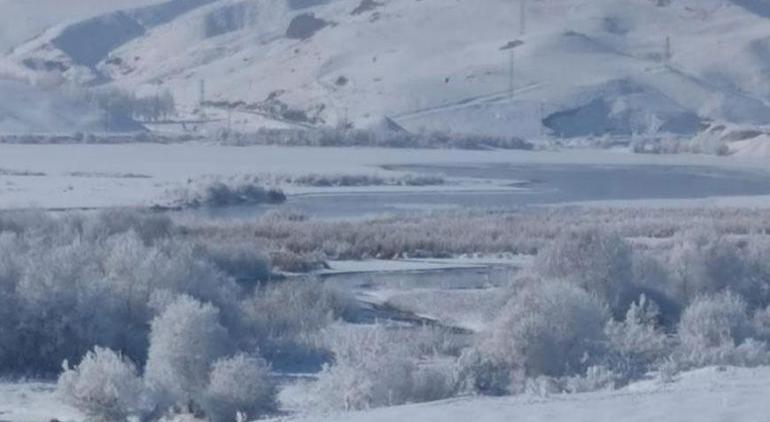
[[57, 347, 148, 422], [676, 291, 769, 367], [678, 291, 752, 351], [480, 279, 610, 384], [203, 354, 277, 422], [145, 296, 231, 408], [315, 325, 417, 411], [238, 280, 353, 365], [665, 230, 765, 307], [314, 325, 457, 411], [606, 294, 670, 376], [535, 228, 634, 316], [14, 238, 111, 372], [0, 209, 252, 375]]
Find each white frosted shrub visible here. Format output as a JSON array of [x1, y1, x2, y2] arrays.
[[562, 365, 620, 394], [239, 280, 353, 366], [456, 348, 515, 396], [314, 325, 457, 411], [631, 251, 669, 294], [145, 296, 231, 408], [196, 239, 271, 281], [0, 210, 242, 373], [666, 231, 763, 306], [678, 292, 751, 351], [479, 279, 610, 384], [82, 209, 173, 244], [57, 347, 147, 422], [410, 359, 460, 403], [753, 305, 770, 342], [15, 239, 109, 372], [676, 292, 769, 367], [315, 325, 416, 411], [743, 239, 770, 307], [0, 232, 21, 368], [629, 250, 684, 326], [535, 229, 634, 315], [606, 294, 671, 376], [203, 354, 277, 422]]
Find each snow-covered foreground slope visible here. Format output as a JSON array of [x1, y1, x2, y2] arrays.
[[7, 0, 770, 138], [1, 366, 767, 422], [271, 366, 770, 422], [0, 382, 82, 422]]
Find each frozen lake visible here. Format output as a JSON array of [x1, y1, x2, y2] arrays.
[[184, 163, 770, 219]]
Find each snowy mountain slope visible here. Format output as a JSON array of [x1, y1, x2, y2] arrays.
[[6, 0, 221, 80], [6, 0, 770, 138], [0, 0, 166, 53]]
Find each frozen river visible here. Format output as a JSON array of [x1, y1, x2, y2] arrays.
[[186, 162, 770, 219]]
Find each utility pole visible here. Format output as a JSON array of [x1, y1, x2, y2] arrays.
[[343, 106, 350, 130], [197, 79, 207, 120], [539, 101, 545, 138], [520, 0, 527, 36], [665, 36, 672, 63], [509, 49, 515, 100]]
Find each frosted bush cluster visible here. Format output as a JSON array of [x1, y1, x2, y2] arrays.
[[535, 229, 635, 316], [188, 207, 770, 263], [2, 206, 770, 418], [457, 226, 770, 396], [314, 325, 459, 411], [0, 210, 356, 420], [58, 348, 147, 422], [169, 178, 286, 208]]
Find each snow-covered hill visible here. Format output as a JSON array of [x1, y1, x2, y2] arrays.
[[0, 0, 166, 53], [5, 0, 770, 138]]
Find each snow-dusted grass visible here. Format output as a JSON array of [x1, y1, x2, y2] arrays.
[[182, 207, 770, 265]]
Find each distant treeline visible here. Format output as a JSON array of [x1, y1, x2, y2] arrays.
[[218, 127, 535, 150], [0, 127, 535, 151]]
